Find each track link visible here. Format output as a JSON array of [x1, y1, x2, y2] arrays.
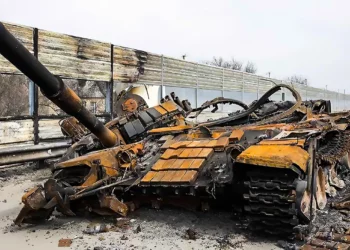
[[242, 168, 300, 237]]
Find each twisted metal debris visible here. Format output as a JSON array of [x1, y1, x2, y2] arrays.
[[1, 22, 350, 241]]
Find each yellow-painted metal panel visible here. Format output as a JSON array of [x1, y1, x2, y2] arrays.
[[236, 145, 309, 172]]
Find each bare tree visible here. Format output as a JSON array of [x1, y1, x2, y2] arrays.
[[244, 61, 257, 74], [209, 57, 225, 67], [286, 75, 308, 85], [207, 57, 254, 73], [229, 58, 243, 71]]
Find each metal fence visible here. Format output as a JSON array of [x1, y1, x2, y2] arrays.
[[137, 55, 348, 112]]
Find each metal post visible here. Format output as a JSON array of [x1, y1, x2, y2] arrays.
[[242, 72, 244, 102], [161, 55, 164, 99], [222, 68, 224, 111], [105, 83, 113, 118], [32, 28, 39, 145], [195, 63, 198, 108], [29, 80, 35, 115], [308, 139, 317, 226], [106, 44, 114, 120], [337, 89, 339, 111]]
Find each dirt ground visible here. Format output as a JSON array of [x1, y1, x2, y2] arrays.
[[0, 164, 282, 250]]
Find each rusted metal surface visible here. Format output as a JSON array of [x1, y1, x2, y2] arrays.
[[332, 200, 350, 210], [113, 86, 148, 116], [4, 21, 350, 244], [58, 238, 72, 247], [122, 99, 139, 112], [99, 195, 128, 216], [9, 81, 350, 241], [58, 117, 88, 142], [38, 30, 111, 81], [0, 65, 346, 240], [14, 186, 47, 225], [301, 231, 350, 249]]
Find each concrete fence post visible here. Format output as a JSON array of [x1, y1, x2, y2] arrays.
[[161, 55, 164, 99], [257, 77, 260, 99], [195, 63, 198, 109], [222, 68, 224, 111], [242, 72, 245, 102], [32, 28, 39, 145], [106, 44, 114, 119]]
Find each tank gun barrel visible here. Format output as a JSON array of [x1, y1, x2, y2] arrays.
[[0, 22, 118, 147]]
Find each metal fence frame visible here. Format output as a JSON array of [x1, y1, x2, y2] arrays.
[[153, 55, 348, 112]]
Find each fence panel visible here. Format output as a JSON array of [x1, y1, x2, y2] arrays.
[[38, 30, 111, 81], [0, 119, 34, 144]]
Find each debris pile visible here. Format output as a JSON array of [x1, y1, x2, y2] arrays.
[[301, 230, 350, 249], [332, 193, 350, 211]]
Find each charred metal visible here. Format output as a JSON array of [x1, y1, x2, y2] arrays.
[[1, 22, 350, 246]]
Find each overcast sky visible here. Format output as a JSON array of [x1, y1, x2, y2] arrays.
[[1, 0, 349, 92]]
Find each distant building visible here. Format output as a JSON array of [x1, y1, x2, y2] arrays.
[[79, 81, 105, 114], [38, 80, 106, 115]]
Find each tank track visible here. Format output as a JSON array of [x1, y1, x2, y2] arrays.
[[317, 130, 350, 163], [242, 168, 301, 237]]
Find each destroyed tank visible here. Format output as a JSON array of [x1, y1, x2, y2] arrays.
[[1, 22, 350, 238]]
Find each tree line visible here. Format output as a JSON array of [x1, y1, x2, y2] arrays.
[[205, 57, 257, 74], [205, 56, 308, 85]]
